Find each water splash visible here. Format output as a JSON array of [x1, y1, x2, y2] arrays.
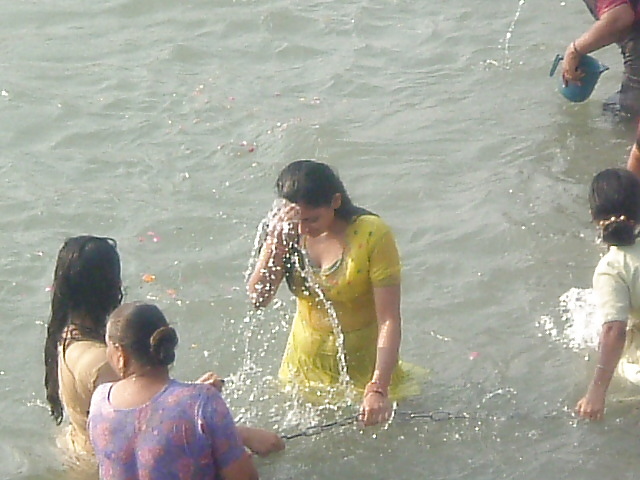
[[538, 287, 600, 350], [502, 0, 526, 68], [484, 0, 527, 69], [242, 202, 273, 285], [238, 200, 357, 417], [291, 249, 357, 404]]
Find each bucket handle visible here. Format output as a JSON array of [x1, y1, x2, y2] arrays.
[[549, 54, 563, 77], [549, 53, 609, 77]]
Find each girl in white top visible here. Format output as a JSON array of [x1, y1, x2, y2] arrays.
[[577, 168, 640, 420]]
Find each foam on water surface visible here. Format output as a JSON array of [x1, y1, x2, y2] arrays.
[[539, 287, 600, 351]]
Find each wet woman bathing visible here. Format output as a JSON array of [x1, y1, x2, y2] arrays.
[[88, 302, 260, 480], [576, 168, 640, 420], [44, 235, 283, 458], [247, 160, 422, 427]]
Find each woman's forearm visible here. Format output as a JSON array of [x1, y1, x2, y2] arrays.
[[371, 318, 401, 389], [589, 321, 627, 395], [246, 240, 287, 309], [235, 425, 285, 457], [370, 285, 402, 389], [628, 142, 640, 178]]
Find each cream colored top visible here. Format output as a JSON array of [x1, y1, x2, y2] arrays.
[[58, 340, 109, 454], [593, 242, 640, 369]]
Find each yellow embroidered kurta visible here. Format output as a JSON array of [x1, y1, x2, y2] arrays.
[[278, 215, 423, 401]]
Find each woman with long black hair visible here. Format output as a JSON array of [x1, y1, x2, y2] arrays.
[[44, 235, 123, 453], [45, 236, 283, 457], [247, 160, 423, 426]]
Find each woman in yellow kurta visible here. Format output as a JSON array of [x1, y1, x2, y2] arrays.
[[247, 160, 421, 426]]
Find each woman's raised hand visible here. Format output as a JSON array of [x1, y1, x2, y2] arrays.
[[247, 200, 300, 309], [266, 200, 300, 251]]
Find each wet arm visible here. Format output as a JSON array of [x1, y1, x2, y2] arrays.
[[359, 284, 401, 426], [572, 4, 634, 55], [563, 4, 634, 80], [576, 320, 626, 420], [591, 321, 626, 391], [221, 452, 259, 480], [628, 135, 640, 178], [236, 426, 285, 456], [370, 284, 402, 389], [246, 239, 287, 309]]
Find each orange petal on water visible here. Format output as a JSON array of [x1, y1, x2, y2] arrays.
[[142, 274, 156, 283]]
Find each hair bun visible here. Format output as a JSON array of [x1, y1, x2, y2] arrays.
[[600, 215, 637, 246], [149, 326, 178, 366]]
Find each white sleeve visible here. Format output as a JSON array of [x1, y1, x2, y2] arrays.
[[593, 254, 630, 324]]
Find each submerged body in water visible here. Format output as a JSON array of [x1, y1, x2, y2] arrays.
[[278, 214, 423, 402], [575, 169, 640, 421], [567, 0, 640, 119], [247, 160, 426, 426], [592, 241, 640, 386]]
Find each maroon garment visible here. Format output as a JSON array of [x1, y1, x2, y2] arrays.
[[582, 0, 640, 117]]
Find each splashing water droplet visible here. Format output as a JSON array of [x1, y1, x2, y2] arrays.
[[539, 287, 600, 350], [502, 0, 526, 69]]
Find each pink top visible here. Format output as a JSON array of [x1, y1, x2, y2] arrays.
[[596, 0, 640, 21]]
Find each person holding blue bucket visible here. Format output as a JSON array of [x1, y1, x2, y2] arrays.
[[558, 0, 640, 117], [550, 53, 608, 102]]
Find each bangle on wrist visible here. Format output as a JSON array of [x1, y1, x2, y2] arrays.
[[572, 41, 584, 56], [364, 380, 388, 398]]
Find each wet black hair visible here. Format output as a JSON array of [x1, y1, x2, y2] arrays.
[[276, 160, 365, 222], [44, 236, 123, 424], [275, 160, 373, 294], [589, 168, 640, 246], [107, 302, 178, 369]]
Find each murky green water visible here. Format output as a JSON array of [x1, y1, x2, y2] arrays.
[[3, 0, 640, 478]]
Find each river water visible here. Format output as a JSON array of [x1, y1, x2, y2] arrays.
[[3, 0, 640, 479]]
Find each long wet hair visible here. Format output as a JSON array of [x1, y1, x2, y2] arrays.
[[275, 160, 372, 293], [107, 302, 178, 369], [589, 168, 640, 247], [44, 236, 123, 425], [276, 160, 367, 222]]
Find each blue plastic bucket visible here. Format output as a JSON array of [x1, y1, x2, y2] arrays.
[[549, 53, 609, 103]]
